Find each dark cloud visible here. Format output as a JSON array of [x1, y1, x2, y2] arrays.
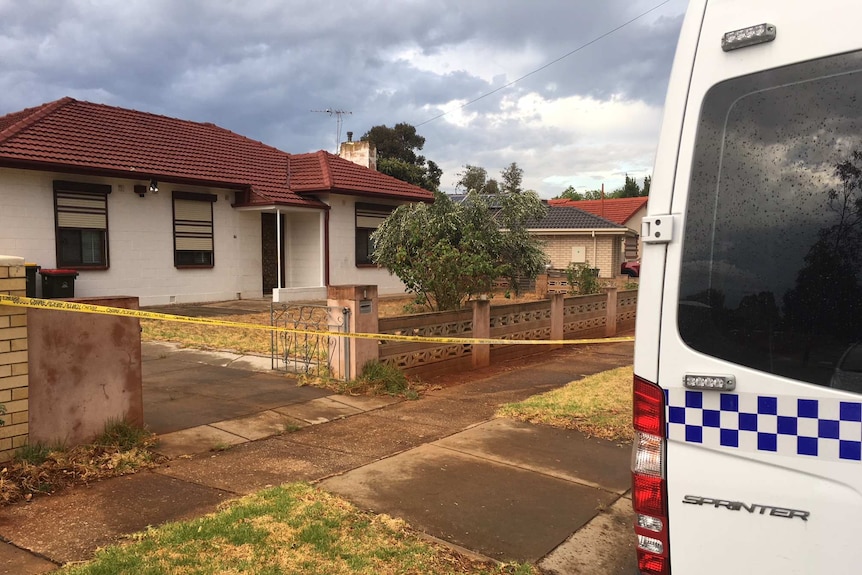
[[0, 0, 686, 196]]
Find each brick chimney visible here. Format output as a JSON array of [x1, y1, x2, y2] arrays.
[[338, 131, 377, 171]]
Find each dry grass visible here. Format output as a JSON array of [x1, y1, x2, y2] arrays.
[[497, 366, 634, 442], [0, 421, 163, 505], [142, 312, 273, 355], [59, 483, 536, 575]]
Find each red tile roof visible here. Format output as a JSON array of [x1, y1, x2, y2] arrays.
[[0, 98, 433, 208], [548, 196, 647, 226]]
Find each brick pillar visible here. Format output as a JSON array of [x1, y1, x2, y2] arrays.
[[550, 293, 565, 350], [604, 286, 619, 337], [327, 285, 378, 380], [472, 298, 491, 369], [0, 256, 29, 462], [535, 274, 548, 298]]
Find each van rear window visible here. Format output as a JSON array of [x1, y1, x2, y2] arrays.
[[679, 50, 862, 391]]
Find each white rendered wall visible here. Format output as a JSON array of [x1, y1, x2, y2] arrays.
[[0, 167, 263, 306], [324, 193, 409, 296], [285, 211, 323, 288]]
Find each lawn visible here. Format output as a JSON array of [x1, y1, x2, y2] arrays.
[[59, 483, 536, 575], [497, 366, 633, 442], [142, 312, 273, 355]]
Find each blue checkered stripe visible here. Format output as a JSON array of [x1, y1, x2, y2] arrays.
[[666, 389, 862, 462]]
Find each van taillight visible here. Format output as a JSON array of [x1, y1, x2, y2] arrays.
[[632, 376, 670, 574]]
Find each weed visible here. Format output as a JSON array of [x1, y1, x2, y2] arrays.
[[96, 419, 151, 452], [353, 361, 412, 396], [14, 443, 57, 466]]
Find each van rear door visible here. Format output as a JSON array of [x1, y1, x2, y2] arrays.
[[646, 0, 862, 573]]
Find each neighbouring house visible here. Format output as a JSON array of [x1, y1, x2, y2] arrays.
[[548, 196, 648, 260], [0, 98, 433, 305], [526, 205, 634, 278], [448, 194, 632, 278]]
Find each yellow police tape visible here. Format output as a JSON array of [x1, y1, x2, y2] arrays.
[[0, 294, 634, 346]]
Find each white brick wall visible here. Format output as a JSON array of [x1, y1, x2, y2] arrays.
[[0, 168, 262, 306], [0, 168, 418, 304], [324, 194, 411, 295]]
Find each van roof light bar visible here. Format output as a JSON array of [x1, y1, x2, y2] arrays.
[[722, 23, 776, 52]]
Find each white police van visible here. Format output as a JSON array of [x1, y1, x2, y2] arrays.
[[631, 1, 862, 573]]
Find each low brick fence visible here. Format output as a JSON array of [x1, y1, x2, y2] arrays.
[[374, 288, 637, 377]]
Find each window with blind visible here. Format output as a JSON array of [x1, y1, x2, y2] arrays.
[[53, 181, 111, 268], [173, 191, 216, 267], [355, 203, 394, 265]]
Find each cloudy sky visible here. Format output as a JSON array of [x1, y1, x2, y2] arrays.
[[0, 0, 687, 198]]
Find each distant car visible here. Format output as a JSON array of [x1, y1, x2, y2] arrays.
[[621, 260, 640, 277]]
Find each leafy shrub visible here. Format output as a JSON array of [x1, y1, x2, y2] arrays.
[[566, 262, 602, 295]]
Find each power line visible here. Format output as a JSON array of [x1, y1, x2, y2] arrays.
[[415, 0, 674, 128]]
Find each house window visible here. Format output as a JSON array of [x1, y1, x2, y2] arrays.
[[355, 203, 394, 265], [173, 191, 217, 268], [54, 181, 111, 268]]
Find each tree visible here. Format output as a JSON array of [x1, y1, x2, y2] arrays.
[[500, 162, 524, 194], [583, 189, 603, 200], [456, 165, 499, 194], [641, 175, 651, 196], [362, 123, 424, 164], [361, 123, 441, 192], [372, 190, 548, 311], [613, 174, 642, 198], [377, 157, 442, 193], [783, 150, 862, 362], [554, 185, 584, 201]]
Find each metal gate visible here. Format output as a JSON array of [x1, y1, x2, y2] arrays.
[[271, 303, 350, 378]]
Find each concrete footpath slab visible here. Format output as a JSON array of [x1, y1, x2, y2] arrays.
[[0, 472, 231, 564], [320, 417, 632, 565], [540, 493, 636, 575], [435, 418, 631, 493], [0, 542, 55, 575]]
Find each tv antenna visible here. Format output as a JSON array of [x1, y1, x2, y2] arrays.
[[311, 108, 352, 152]]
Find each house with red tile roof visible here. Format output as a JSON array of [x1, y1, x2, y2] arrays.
[[548, 196, 647, 260], [0, 98, 433, 305]]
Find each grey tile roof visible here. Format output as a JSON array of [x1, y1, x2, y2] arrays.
[[526, 205, 625, 230], [447, 194, 624, 230]]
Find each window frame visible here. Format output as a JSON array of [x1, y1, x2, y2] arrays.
[[173, 191, 217, 269], [355, 202, 395, 267], [53, 180, 111, 269]]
